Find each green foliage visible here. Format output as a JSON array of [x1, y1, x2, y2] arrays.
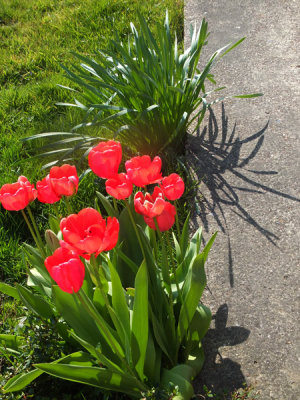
[[28, 11, 262, 165], [1, 204, 216, 399]]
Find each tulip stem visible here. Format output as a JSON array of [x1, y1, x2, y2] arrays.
[[174, 200, 180, 237], [113, 198, 118, 213], [124, 199, 146, 260], [90, 255, 111, 311], [166, 231, 182, 303], [26, 206, 46, 258], [65, 197, 72, 215], [52, 203, 61, 220], [21, 209, 45, 257]]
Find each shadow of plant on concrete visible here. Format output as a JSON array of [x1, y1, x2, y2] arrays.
[[187, 103, 300, 287], [194, 304, 251, 397]]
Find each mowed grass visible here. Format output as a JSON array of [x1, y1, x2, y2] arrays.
[[0, 0, 184, 282]]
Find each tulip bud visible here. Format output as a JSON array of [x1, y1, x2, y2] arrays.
[[45, 229, 60, 252]]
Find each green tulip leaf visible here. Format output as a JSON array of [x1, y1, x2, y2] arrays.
[[3, 351, 92, 393], [179, 213, 190, 260], [177, 254, 207, 346], [161, 365, 194, 400], [0, 334, 25, 354], [131, 260, 148, 380], [53, 285, 102, 347], [0, 282, 20, 300], [96, 191, 118, 217], [117, 203, 145, 287], [22, 243, 52, 284], [33, 363, 142, 397], [3, 369, 43, 393], [16, 284, 54, 319], [108, 258, 131, 342]]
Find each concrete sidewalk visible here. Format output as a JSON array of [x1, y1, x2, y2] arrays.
[[185, 1, 300, 399]]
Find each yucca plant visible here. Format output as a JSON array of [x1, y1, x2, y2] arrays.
[[25, 11, 262, 165]]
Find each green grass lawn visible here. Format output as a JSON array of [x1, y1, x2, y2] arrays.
[[0, 0, 183, 282]]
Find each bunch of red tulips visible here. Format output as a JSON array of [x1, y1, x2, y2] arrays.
[[0, 140, 184, 295]]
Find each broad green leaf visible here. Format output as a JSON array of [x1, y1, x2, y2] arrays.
[[3, 369, 43, 393], [186, 342, 205, 375], [149, 307, 172, 363], [161, 365, 194, 400], [53, 285, 102, 347], [48, 215, 60, 234], [172, 232, 182, 263], [3, 351, 91, 393], [27, 268, 52, 297], [171, 227, 202, 283], [179, 213, 190, 259], [117, 203, 145, 287], [144, 330, 160, 385], [0, 282, 20, 300], [108, 259, 130, 341], [131, 261, 148, 380], [34, 363, 142, 397], [78, 289, 126, 362], [177, 254, 207, 346], [16, 285, 53, 319], [189, 305, 212, 343], [0, 334, 25, 353], [22, 243, 52, 284], [69, 331, 124, 374], [96, 191, 118, 217], [115, 246, 139, 274], [202, 231, 217, 262]]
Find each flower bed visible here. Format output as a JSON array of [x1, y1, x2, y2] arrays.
[[0, 140, 216, 399]]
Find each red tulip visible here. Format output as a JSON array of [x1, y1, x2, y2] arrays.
[[134, 186, 166, 218], [0, 176, 37, 211], [49, 164, 79, 197], [44, 247, 85, 294], [60, 208, 119, 259], [160, 173, 185, 200], [88, 140, 122, 179], [105, 173, 133, 200], [125, 155, 162, 187], [144, 202, 176, 232], [36, 175, 60, 204]]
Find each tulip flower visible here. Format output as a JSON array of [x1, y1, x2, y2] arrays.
[[0, 176, 37, 211], [88, 140, 122, 179], [49, 164, 79, 197], [36, 165, 79, 203], [36, 175, 60, 204], [105, 173, 133, 200], [60, 208, 119, 259], [44, 247, 85, 294], [160, 173, 185, 200], [144, 202, 176, 232], [125, 155, 162, 187], [134, 186, 166, 218]]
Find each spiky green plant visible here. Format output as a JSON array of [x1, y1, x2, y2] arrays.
[[25, 11, 262, 164]]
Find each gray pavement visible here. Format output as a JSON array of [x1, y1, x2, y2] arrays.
[[184, 1, 300, 399]]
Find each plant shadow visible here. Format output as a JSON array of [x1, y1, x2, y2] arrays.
[[187, 103, 300, 287], [194, 304, 250, 396]]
